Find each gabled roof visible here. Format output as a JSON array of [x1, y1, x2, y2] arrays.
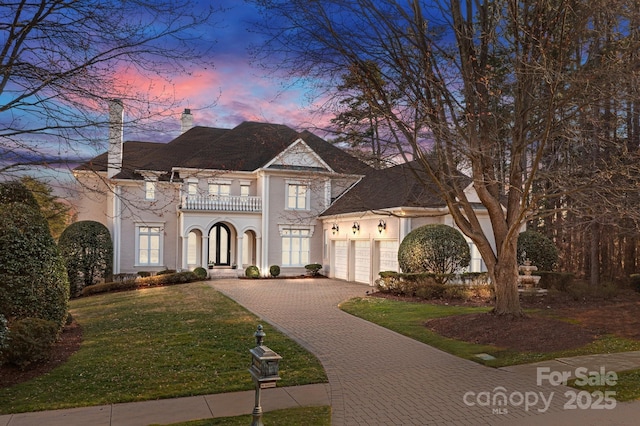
[[321, 161, 472, 216], [75, 121, 371, 178]]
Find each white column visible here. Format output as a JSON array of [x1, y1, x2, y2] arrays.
[[256, 236, 262, 271], [181, 236, 189, 270], [236, 233, 244, 269], [202, 236, 210, 268]]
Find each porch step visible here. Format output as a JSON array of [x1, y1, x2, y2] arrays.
[[208, 268, 240, 279]]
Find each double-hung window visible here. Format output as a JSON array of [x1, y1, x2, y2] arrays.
[[208, 183, 231, 197], [187, 180, 198, 196], [144, 181, 156, 200], [286, 182, 309, 210], [136, 225, 163, 266], [281, 228, 310, 266]]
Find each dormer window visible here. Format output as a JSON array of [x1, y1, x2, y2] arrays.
[[187, 179, 198, 196], [144, 180, 156, 200]]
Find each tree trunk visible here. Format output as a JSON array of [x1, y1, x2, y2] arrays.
[[491, 247, 524, 317], [590, 222, 600, 287]]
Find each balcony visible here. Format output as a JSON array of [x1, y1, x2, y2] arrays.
[[180, 195, 262, 212]]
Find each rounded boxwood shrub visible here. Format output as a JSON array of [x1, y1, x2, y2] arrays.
[[269, 265, 281, 277], [193, 267, 208, 280], [58, 220, 113, 297], [398, 224, 470, 282], [0, 182, 69, 333], [517, 230, 558, 271], [245, 265, 260, 278], [305, 263, 322, 276], [1, 317, 59, 368]]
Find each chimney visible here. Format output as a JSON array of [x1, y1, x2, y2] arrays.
[[181, 108, 193, 134], [107, 99, 124, 178]]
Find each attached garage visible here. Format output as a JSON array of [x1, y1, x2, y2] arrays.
[[354, 240, 371, 284], [334, 240, 348, 280], [377, 240, 399, 274]]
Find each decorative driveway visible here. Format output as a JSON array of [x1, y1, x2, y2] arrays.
[[209, 278, 640, 425]]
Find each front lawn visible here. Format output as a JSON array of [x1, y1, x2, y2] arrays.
[[0, 282, 326, 414], [339, 296, 640, 366]]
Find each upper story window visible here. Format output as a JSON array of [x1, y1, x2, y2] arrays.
[[187, 180, 198, 196], [240, 184, 250, 197], [144, 181, 156, 200], [209, 183, 231, 197], [286, 183, 309, 210]]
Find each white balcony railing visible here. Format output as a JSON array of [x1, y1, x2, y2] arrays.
[[181, 195, 262, 212]]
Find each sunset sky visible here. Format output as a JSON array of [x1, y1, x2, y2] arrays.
[[136, 0, 329, 140]]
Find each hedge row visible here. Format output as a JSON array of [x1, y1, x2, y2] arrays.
[[80, 271, 199, 297]]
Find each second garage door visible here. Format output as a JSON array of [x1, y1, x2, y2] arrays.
[[354, 240, 371, 284]]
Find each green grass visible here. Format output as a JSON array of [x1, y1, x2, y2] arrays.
[[156, 406, 331, 426], [340, 297, 640, 369], [339, 297, 495, 360], [0, 282, 326, 414], [568, 369, 640, 402]]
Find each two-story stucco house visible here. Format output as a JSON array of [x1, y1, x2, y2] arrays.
[[73, 102, 492, 285]]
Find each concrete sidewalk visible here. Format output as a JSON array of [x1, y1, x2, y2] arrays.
[[0, 383, 330, 426]]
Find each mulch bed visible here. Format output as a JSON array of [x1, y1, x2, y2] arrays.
[[0, 321, 83, 388]]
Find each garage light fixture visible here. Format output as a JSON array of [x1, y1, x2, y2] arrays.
[[331, 223, 339, 234], [378, 220, 386, 233], [352, 222, 360, 234]]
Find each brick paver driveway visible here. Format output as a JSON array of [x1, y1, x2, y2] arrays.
[[210, 278, 636, 425]]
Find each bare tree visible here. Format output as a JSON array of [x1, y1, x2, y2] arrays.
[[250, 0, 640, 315], [0, 0, 220, 182]]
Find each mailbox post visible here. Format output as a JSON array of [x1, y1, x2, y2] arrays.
[[249, 325, 281, 426]]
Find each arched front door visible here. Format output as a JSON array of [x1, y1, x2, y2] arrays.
[[209, 223, 231, 266]]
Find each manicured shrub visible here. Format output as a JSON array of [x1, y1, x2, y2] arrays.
[[193, 267, 208, 280], [517, 230, 558, 271], [398, 224, 470, 282], [376, 271, 400, 293], [1, 317, 59, 368], [415, 282, 447, 299], [305, 263, 322, 276], [245, 265, 260, 278], [0, 182, 69, 334], [156, 269, 176, 276], [58, 220, 113, 297], [80, 271, 199, 296], [81, 279, 138, 296], [137, 271, 151, 277], [269, 265, 281, 277]]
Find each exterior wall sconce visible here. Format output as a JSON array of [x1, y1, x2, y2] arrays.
[[331, 223, 339, 235], [378, 220, 386, 233], [352, 222, 360, 234]]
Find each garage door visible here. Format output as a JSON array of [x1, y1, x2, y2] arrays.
[[378, 240, 399, 273], [334, 240, 348, 280], [354, 241, 371, 284]]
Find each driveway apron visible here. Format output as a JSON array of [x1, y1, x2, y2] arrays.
[[210, 278, 637, 425]]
